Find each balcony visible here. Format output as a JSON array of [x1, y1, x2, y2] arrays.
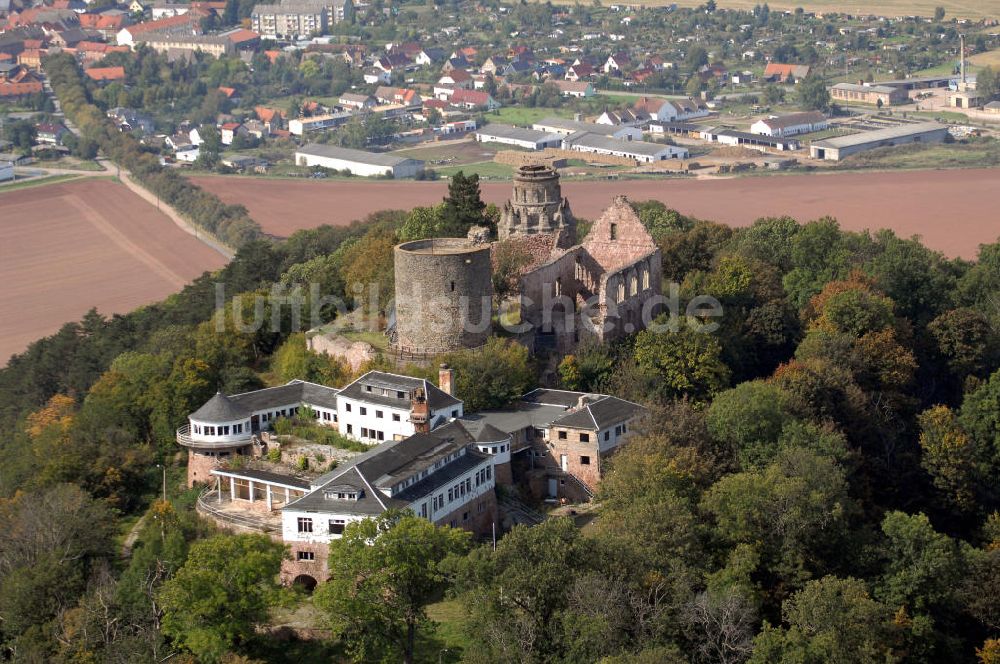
[[176, 424, 255, 450]]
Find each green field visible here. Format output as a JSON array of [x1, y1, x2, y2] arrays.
[[436, 160, 513, 179], [486, 106, 574, 126], [558, 0, 998, 20]]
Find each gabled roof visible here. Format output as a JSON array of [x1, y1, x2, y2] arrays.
[[337, 370, 460, 411], [85, 66, 125, 81], [549, 395, 645, 431]]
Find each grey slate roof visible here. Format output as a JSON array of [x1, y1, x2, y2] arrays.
[[190, 392, 250, 421], [523, 388, 587, 408], [338, 371, 460, 411], [289, 466, 398, 515], [293, 429, 487, 516], [549, 395, 645, 430], [189, 380, 340, 422]]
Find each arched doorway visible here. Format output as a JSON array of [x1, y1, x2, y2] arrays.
[[292, 574, 317, 593]]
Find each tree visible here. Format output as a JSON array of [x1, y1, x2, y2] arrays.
[[797, 74, 832, 112], [960, 369, 1000, 466], [750, 576, 895, 664], [314, 511, 469, 664], [158, 533, 287, 662], [701, 447, 853, 592], [271, 333, 348, 385], [633, 324, 730, 402], [876, 511, 965, 658], [934, 5, 945, 21], [918, 406, 984, 512], [440, 171, 486, 236], [706, 381, 802, 469], [3, 119, 36, 152], [978, 66, 999, 101], [439, 337, 534, 411]]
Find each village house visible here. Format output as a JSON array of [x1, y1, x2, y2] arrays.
[[294, 143, 424, 177], [750, 111, 828, 137], [552, 80, 595, 97], [35, 122, 67, 145], [830, 82, 908, 106], [475, 123, 563, 150], [338, 92, 375, 110], [763, 62, 810, 83]]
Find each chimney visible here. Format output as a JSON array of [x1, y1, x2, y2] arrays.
[[576, 394, 591, 410], [439, 363, 454, 396], [410, 387, 430, 434]]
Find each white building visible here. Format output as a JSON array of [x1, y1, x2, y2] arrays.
[[295, 144, 424, 178], [288, 112, 353, 135], [750, 111, 828, 137], [475, 124, 564, 150], [277, 428, 497, 586], [563, 133, 688, 162], [177, 380, 341, 486], [336, 370, 462, 444], [0, 160, 13, 182], [175, 146, 199, 162], [531, 117, 641, 141]]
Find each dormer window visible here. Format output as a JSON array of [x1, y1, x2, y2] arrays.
[[365, 385, 372, 392], [324, 490, 361, 501]]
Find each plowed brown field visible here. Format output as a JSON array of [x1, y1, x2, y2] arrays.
[[193, 169, 1000, 260], [1, 179, 227, 363]]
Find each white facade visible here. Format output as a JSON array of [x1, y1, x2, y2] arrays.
[[750, 114, 828, 137], [0, 161, 13, 182], [566, 134, 689, 162], [288, 113, 352, 135], [295, 145, 424, 178], [175, 146, 199, 162], [336, 394, 462, 444], [281, 445, 494, 544]]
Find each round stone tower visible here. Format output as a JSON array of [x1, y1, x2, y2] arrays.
[[499, 164, 575, 242], [392, 238, 493, 355]]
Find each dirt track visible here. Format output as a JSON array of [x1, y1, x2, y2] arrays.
[[0, 179, 227, 363], [193, 169, 1000, 260]]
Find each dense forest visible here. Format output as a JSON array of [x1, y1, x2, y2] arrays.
[[1, 177, 999, 662]]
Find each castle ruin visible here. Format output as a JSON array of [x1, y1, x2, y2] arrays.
[[499, 164, 576, 247]]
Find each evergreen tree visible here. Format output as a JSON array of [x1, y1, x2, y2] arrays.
[[440, 171, 487, 236]]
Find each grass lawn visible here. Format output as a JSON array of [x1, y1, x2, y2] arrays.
[[838, 137, 1000, 170], [339, 328, 390, 351], [0, 173, 83, 192], [437, 160, 513, 179], [971, 49, 1000, 68], [421, 598, 472, 663], [487, 105, 573, 126]]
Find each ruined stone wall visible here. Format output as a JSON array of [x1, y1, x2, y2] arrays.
[[596, 249, 663, 342], [393, 239, 493, 354], [518, 247, 585, 340]]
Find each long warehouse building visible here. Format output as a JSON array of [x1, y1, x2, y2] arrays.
[[295, 144, 424, 178], [809, 122, 948, 161]]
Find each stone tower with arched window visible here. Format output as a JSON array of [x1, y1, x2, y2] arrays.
[[499, 164, 575, 245]]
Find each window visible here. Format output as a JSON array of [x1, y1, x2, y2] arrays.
[[486, 466, 492, 480], [329, 520, 345, 535], [297, 551, 315, 561], [462, 511, 469, 522], [491, 446, 497, 454], [558, 430, 567, 440], [451, 409, 459, 418], [365, 385, 372, 392], [345, 403, 352, 412], [450, 281, 455, 292], [323, 412, 331, 421], [205, 426, 216, 436], [604, 431, 610, 441], [392, 413, 400, 422], [396, 390, 405, 398], [581, 455, 591, 465], [234, 423, 242, 433], [360, 407, 367, 416], [622, 423, 627, 433], [346, 424, 353, 434], [448, 488, 453, 502], [313, 410, 320, 419], [420, 503, 428, 518], [610, 222, 618, 240], [297, 517, 313, 533], [580, 433, 590, 443], [376, 410, 383, 419], [377, 430, 385, 441]]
